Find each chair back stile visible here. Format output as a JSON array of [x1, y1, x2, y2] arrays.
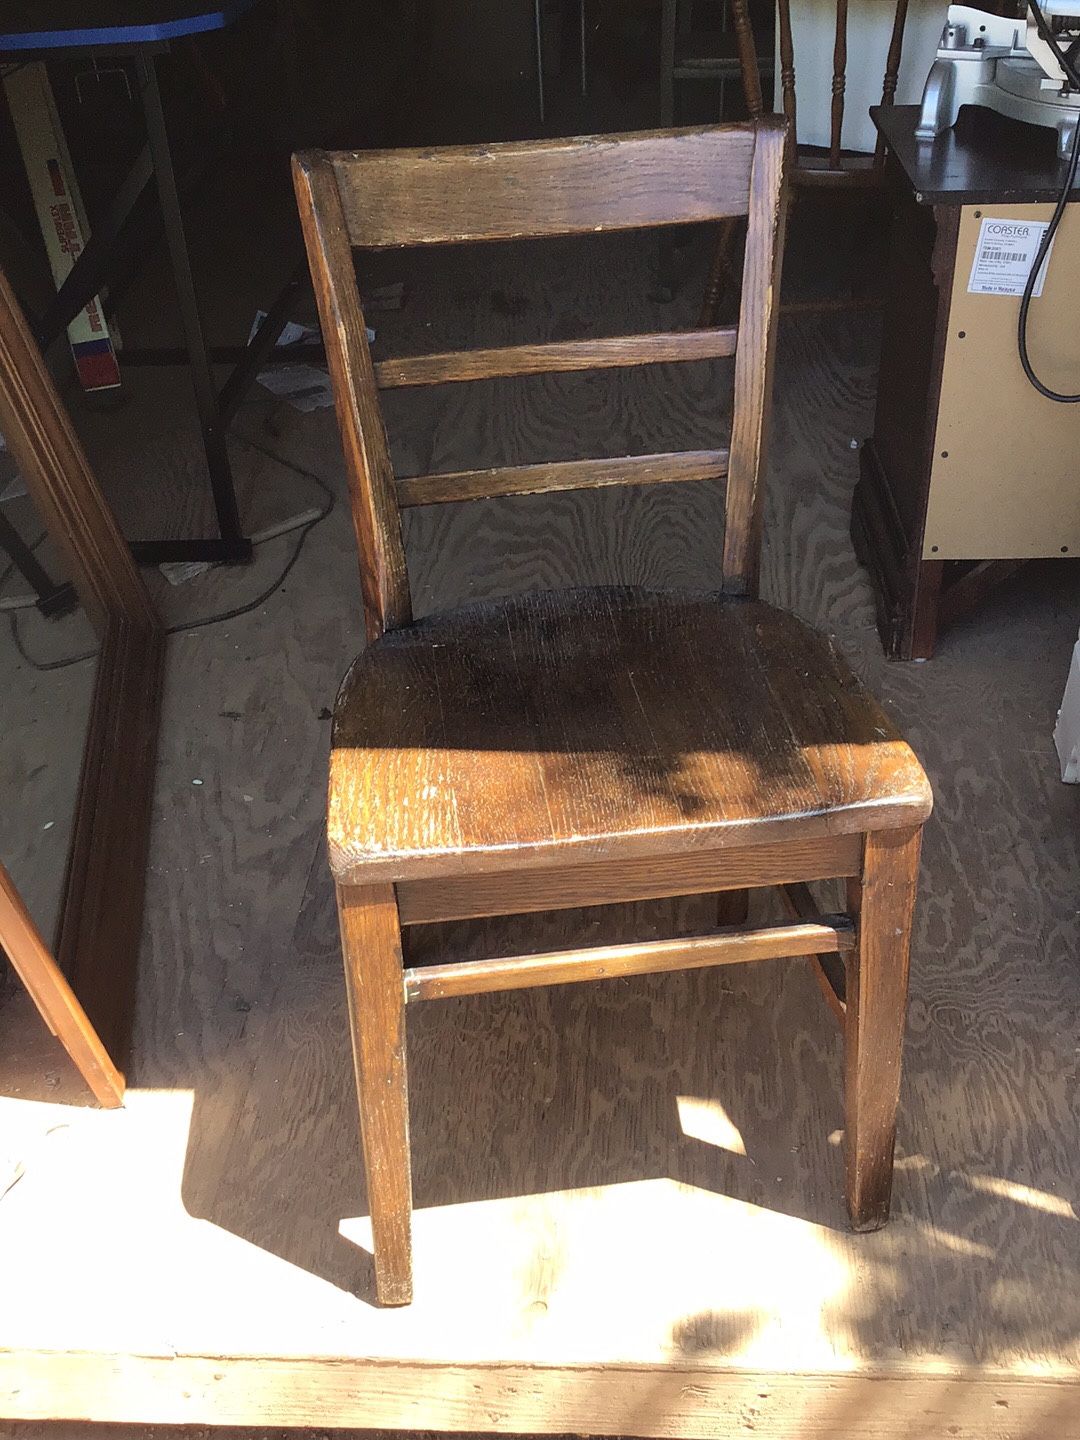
[[293, 120, 788, 636], [293, 158, 411, 642]]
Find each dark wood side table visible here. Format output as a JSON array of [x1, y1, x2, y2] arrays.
[[855, 105, 1080, 659]]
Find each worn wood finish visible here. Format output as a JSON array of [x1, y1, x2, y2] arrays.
[[397, 449, 730, 508], [326, 128, 758, 249], [0, 261, 163, 1089], [404, 917, 855, 1001], [396, 832, 863, 924], [298, 124, 929, 1306], [845, 826, 920, 1231], [0, 863, 124, 1108], [374, 327, 738, 389], [330, 589, 930, 885], [337, 883, 412, 1306], [723, 123, 787, 593], [296, 123, 780, 641], [292, 155, 410, 642]]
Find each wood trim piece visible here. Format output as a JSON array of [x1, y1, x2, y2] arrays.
[[397, 450, 730, 508], [396, 833, 863, 924], [404, 917, 854, 1001], [0, 863, 124, 1107], [55, 620, 165, 1067], [374, 328, 738, 388], [0, 1350, 1072, 1435], [0, 261, 164, 1096], [320, 126, 758, 248]]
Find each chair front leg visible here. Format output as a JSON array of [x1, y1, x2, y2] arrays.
[[843, 825, 922, 1231], [336, 880, 413, 1304]]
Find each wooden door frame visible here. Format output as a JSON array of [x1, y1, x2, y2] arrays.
[[0, 262, 165, 1104]]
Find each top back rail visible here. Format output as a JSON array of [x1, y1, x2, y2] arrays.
[[293, 120, 788, 641], [330, 127, 756, 249]]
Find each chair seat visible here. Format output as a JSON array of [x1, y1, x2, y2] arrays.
[[328, 587, 932, 885]]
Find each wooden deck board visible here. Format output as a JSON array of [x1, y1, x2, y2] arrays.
[[1, 226, 1079, 1436]]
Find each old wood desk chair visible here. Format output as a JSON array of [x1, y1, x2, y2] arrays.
[[700, 0, 913, 323], [293, 119, 932, 1305]]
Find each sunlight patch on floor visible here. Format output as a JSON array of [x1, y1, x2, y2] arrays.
[[676, 1094, 747, 1155]]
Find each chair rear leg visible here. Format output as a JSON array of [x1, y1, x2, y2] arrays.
[[844, 826, 921, 1231], [699, 217, 739, 326], [336, 881, 413, 1304], [716, 888, 749, 926]]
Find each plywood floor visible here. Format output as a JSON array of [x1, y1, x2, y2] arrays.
[[1, 225, 1079, 1439]]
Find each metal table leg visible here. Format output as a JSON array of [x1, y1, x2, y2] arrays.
[[137, 51, 250, 563], [0, 508, 77, 616]]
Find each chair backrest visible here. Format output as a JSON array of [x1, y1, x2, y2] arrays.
[[293, 120, 787, 641], [729, 0, 911, 174]]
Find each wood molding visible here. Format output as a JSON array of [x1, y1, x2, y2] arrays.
[[0, 262, 164, 1094], [55, 619, 165, 1067]]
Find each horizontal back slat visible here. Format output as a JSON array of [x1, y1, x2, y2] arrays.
[[374, 327, 738, 389], [397, 449, 730, 508], [325, 126, 756, 248]]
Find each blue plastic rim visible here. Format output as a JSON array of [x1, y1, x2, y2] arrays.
[[0, 1, 257, 51]]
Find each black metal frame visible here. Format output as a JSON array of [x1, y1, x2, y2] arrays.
[[0, 505, 77, 614], [12, 41, 310, 567]]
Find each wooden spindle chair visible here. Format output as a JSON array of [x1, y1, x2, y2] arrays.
[[293, 119, 932, 1306], [700, 0, 912, 323]]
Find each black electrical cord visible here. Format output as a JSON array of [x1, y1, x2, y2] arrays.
[[1018, 0, 1080, 400], [5, 433, 335, 672]]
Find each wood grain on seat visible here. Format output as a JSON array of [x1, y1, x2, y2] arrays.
[[329, 587, 931, 884], [297, 120, 931, 1305]]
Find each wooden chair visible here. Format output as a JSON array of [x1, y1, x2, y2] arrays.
[[293, 119, 932, 1306], [699, 0, 912, 323], [659, 0, 774, 132]]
